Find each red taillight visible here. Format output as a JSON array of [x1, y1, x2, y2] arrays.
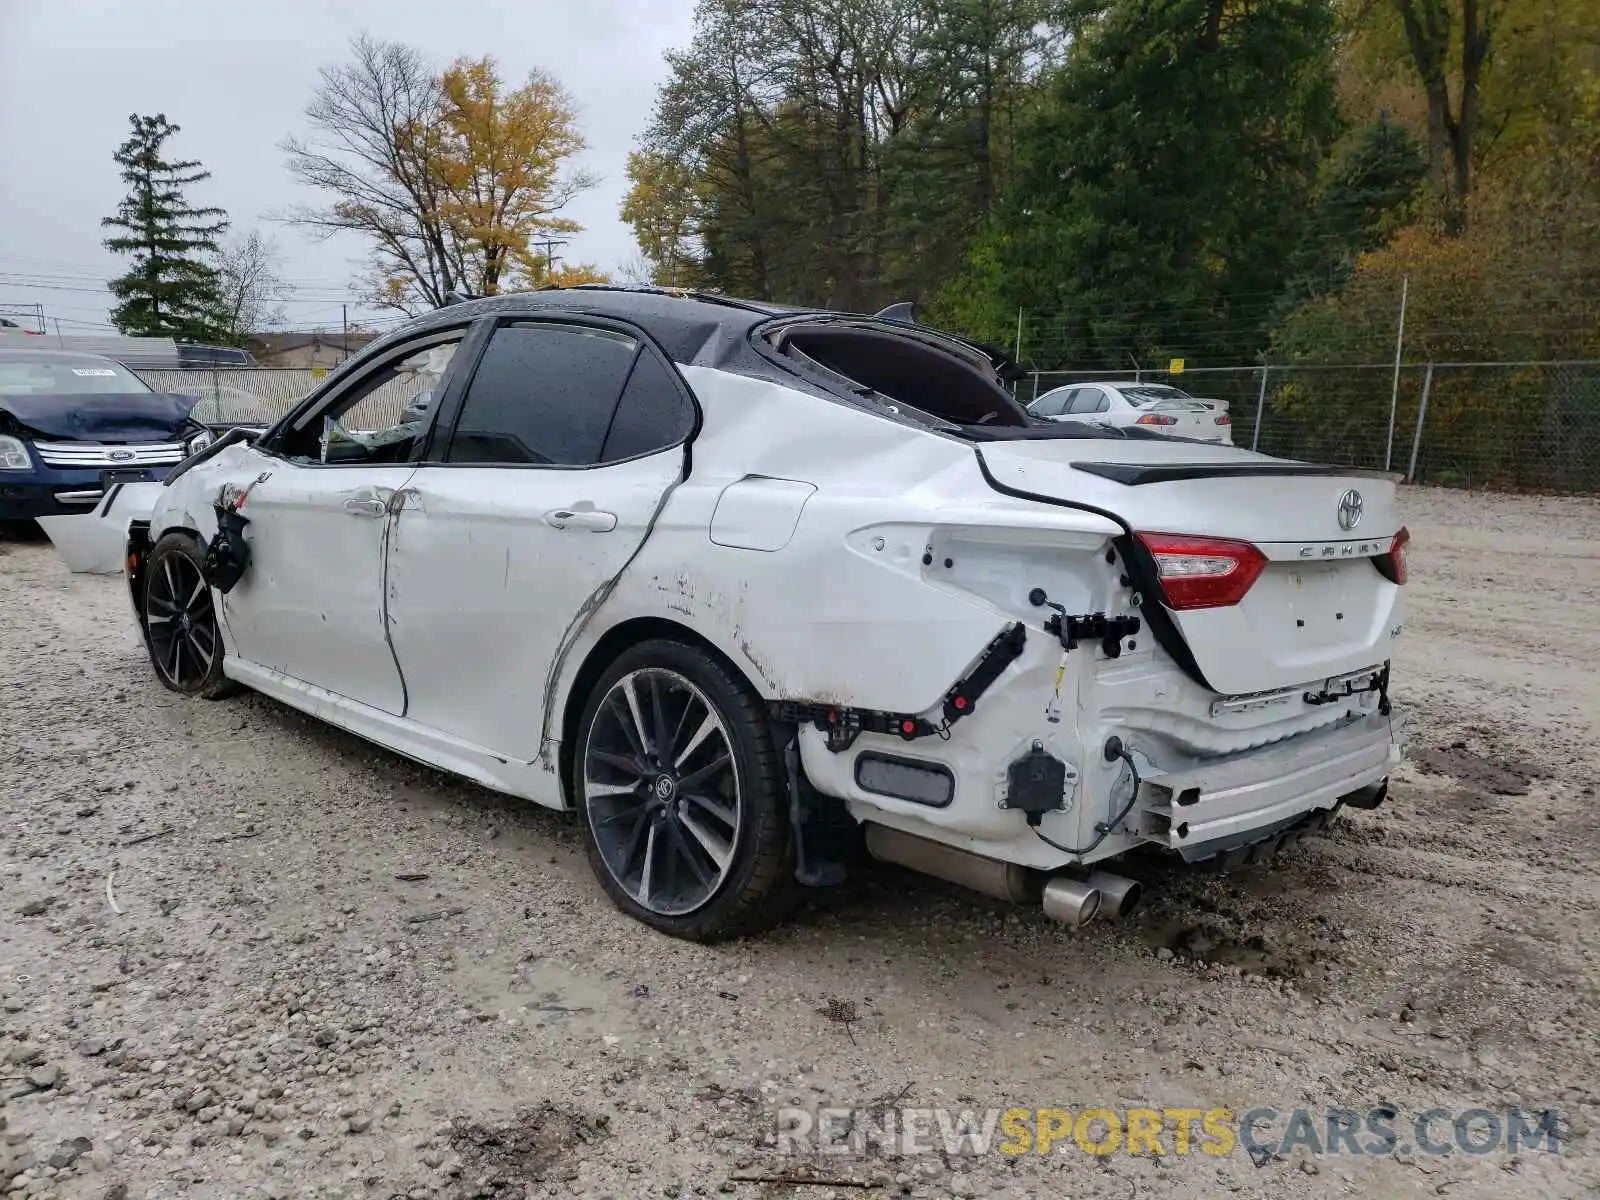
[[1135, 413, 1178, 426], [1214, 414, 1231, 425], [1374, 526, 1409, 585], [1136, 532, 1267, 611]]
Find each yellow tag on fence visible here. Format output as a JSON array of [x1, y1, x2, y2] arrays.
[[1168, 358, 1185, 374]]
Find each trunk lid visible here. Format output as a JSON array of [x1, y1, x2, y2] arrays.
[[1141, 397, 1228, 442], [977, 437, 1404, 696]]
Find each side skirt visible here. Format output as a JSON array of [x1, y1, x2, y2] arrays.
[[224, 657, 566, 810]]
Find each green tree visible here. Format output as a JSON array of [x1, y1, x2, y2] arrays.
[[102, 114, 231, 341], [622, 0, 1053, 308], [945, 0, 1343, 368], [1275, 114, 1427, 314]]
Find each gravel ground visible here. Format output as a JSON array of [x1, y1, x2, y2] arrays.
[[1, 486, 1597, 1200]]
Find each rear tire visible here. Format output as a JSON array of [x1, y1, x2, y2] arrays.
[[141, 532, 238, 699], [573, 639, 798, 941]]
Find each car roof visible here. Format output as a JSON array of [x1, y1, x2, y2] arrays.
[[0, 348, 125, 367], [390, 286, 807, 368]]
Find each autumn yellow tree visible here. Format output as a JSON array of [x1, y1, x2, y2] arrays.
[[433, 58, 599, 294], [286, 34, 606, 313], [620, 150, 707, 288]]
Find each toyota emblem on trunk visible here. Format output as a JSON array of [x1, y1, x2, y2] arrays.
[[1336, 488, 1364, 530]]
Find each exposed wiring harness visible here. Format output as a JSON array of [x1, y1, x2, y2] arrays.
[[1031, 736, 1143, 857]]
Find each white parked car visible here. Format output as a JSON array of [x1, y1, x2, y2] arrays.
[[1029, 381, 1234, 444], [124, 289, 1406, 941]]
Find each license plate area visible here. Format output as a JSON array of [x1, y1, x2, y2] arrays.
[[102, 468, 157, 487], [1273, 564, 1356, 642]]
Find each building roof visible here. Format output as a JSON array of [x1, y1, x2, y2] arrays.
[[0, 347, 127, 365]]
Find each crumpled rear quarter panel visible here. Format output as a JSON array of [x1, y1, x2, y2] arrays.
[[561, 367, 1027, 716]]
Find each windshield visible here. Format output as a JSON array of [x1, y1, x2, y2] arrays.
[[0, 357, 152, 396], [1120, 384, 1191, 407]]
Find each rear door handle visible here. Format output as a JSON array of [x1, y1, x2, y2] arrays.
[[343, 497, 388, 518], [544, 507, 618, 533]]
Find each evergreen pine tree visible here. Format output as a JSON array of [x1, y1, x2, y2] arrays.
[[102, 114, 231, 342]]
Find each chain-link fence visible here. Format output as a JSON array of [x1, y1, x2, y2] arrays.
[[135, 361, 1600, 493], [134, 368, 323, 425], [136, 360, 439, 434], [1025, 361, 1600, 492]]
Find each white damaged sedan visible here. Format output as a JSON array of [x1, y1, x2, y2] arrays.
[[125, 287, 1407, 941]]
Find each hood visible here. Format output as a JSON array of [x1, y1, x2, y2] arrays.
[[0, 392, 199, 441]]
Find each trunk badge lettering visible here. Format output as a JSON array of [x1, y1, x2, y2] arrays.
[[1298, 539, 1384, 558]]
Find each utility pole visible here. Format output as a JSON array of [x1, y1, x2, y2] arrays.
[[342, 304, 349, 361], [531, 234, 569, 282], [1384, 276, 1409, 472]]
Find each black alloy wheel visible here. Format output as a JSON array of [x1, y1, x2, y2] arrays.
[[141, 532, 234, 698], [574, 640, 797, 940]]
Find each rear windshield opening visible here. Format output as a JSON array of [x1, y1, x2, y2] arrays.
[[772, 324, 1028, 428]]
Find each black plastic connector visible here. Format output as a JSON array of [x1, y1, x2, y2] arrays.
[[1001, 744, 1070, 825], [1043, 609, 1142, 658]]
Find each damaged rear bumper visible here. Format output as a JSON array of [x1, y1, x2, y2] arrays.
[[1140, 708, 1404, 861], [793, 612, 1406, 873]]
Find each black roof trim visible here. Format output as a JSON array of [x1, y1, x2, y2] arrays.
[[1072, 461, 1402, 485], [381, 287, 807, 371]]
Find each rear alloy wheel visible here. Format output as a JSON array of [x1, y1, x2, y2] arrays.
[[575, 640, 796, 941], [141, 532, 235, 699]]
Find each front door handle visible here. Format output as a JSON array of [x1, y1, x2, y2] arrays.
[[343, 496, 388, 518], [544, 506, 618, 533]]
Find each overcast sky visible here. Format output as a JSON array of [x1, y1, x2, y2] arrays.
[[0, 0, 696, 337]]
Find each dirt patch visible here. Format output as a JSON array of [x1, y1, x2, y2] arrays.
[[445, 1104, 610, 1197], [1412, 742, 1538, 795]]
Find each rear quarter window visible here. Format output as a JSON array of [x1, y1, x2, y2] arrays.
[[600, 351, 693, 462]]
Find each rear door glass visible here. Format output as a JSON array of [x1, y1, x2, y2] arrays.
[[446, 323, 639, 466]]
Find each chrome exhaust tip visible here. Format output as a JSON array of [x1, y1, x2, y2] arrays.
[[1086, 871, 1143, 920], [1041, 876, 1102, 927]]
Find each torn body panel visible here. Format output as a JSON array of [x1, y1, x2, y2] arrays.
[[538, 367, 1116, 787]]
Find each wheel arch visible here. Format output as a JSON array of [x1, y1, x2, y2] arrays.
[[556, 615, 765, 809], [130, 522, 203, 620]]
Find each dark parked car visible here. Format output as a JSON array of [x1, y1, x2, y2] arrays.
[[0, 349, 218, 525], [176, 343, 255, 367]]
